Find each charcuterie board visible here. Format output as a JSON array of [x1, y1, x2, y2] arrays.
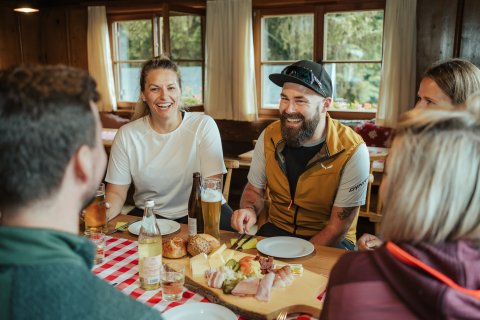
[[176, 250, 328, 320]]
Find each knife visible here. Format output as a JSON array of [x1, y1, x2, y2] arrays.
[[236, 234, 255, 251], [230, 233, 247, 250]]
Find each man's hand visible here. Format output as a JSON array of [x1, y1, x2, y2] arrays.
[[356, 233, 383, 251], [231, 208, 257, 234], [231, 182, 264, 233]]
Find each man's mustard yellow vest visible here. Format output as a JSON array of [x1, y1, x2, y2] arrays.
[[264, 114, 364, 243]]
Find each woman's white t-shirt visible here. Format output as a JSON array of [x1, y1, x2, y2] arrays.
[[105, 112, 226, 219]]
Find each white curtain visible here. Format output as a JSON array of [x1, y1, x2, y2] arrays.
[[205, 0, 257, 121], [87, 6, 117, 112], [376, 0, 416, 127]]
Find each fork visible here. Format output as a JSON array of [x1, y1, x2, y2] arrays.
[[276, 311, 287, 320]]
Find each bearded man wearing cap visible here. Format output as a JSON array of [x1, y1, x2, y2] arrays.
[[230, 60, 370, 250]]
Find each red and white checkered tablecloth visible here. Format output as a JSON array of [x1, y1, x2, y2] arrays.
[[93, 236, 318, 320]]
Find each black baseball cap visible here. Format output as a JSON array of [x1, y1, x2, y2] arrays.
[[269, 60, 333, 98]]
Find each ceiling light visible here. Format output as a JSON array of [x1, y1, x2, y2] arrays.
[[14, 3, 39, 13]]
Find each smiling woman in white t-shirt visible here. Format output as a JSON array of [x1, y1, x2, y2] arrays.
[[105, 56, 229, 226]]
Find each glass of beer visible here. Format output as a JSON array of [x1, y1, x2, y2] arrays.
[[201, 177, 222, 240], [83, 183, 107, 233]]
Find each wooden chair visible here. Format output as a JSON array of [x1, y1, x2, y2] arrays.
[[223, 159, 239, 202], [359, 153, 387, 234]]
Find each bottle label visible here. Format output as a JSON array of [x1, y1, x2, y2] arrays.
[[142, 255, 161, 284], [188, 217, 197, 235]]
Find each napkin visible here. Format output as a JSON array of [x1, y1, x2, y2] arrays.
[[230, 237, 257, 249], [115, 221, 128, 230]]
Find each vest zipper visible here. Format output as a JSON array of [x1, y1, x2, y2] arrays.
[[293, 205, 300, 235], [287, 199, 293, 210]]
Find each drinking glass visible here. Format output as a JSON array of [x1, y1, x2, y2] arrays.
[[84, 183, 107, 233], [84, 229, 106, 264], [161, 262, 185, 301], [201, 177, 222, 240]]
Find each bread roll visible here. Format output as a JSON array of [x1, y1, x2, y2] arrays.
[[187, 234, 211, 256], [162, 237, 187, 259], [197, 233, 221, 252]]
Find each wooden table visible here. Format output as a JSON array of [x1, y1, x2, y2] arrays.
[[107, 214, 345, 277]]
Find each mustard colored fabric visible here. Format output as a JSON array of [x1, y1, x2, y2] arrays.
[[264, 114, 364, 243]]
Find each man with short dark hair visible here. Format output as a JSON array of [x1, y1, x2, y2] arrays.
[[0, 65, 163, 319], [231, 60, 370, 250]]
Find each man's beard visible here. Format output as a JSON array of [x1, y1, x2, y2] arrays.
[[280, 108, 320, 147]]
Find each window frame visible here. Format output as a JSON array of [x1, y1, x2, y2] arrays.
[[107, 4, 206, 113], [253, 1, 385, 120]]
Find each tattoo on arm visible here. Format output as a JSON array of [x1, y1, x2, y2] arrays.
[[337, 206, 356, 220]]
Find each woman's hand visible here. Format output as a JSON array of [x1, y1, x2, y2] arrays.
[[357, 233, 383, 251]]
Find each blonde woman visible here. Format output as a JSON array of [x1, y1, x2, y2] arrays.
[[105, 56, 231, 228], [358, 58, 480, 250], [321, 98, 480, 319], [416, 58, 480, 109]]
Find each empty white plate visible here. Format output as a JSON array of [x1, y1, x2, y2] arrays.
[[128, 219, 181, 236], [256, 236, 315, 258], [162, 303, 236, 320]]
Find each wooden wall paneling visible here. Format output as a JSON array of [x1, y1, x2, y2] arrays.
[[215, 119, 274, 157], [18, 13, 42, 64], [0, 8, 21, 68], [416, 0, 458, 85], [41, 7, 69, 65], [460, 0, 480, 67], [67, 6, 88, 70]]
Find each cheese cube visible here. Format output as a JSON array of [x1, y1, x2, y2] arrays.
[[208, 253, 226, 269], [190, 253, 209, 277], [222, 249, 234, 262], [209, 243, 226, 258]]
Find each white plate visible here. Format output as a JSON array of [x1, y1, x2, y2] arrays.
[[256, 236, 315, 258], [162, 303, 236, 320], [128, 219, 181, 236]]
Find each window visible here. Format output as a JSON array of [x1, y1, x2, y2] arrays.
[[112, 19, 156, 103], [324, 11, 384, 113], [170, 14, 203, 106], [261, 14, 314, 109], [109, 8, 205, 110], [255, 3, 385, 119]]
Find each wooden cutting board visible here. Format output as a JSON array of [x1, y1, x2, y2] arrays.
[[168, 249, 328, 320]]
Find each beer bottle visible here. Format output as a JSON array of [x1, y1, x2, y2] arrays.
[[138, 200, 162, 290], [188, 172, 204, 235]]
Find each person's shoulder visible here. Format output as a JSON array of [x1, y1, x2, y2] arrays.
[[116, 117, 149, 139], [186, 111, 213, 122], [118, 117, 147, 132], [329, 250, 377, 285], [91, 277, 163, 319], [184, 112, 218, 129], [263, 120, 281, 138]]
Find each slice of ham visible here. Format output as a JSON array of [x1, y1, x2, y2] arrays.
[[273, 266, 294, 288], [206, 270, 226, 288], [255, 272, 276, 302], [231, 277, 260, 296]]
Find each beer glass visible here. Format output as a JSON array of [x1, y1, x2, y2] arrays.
[[201, 177, 222, 240], [84, 183, 107, 233]]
